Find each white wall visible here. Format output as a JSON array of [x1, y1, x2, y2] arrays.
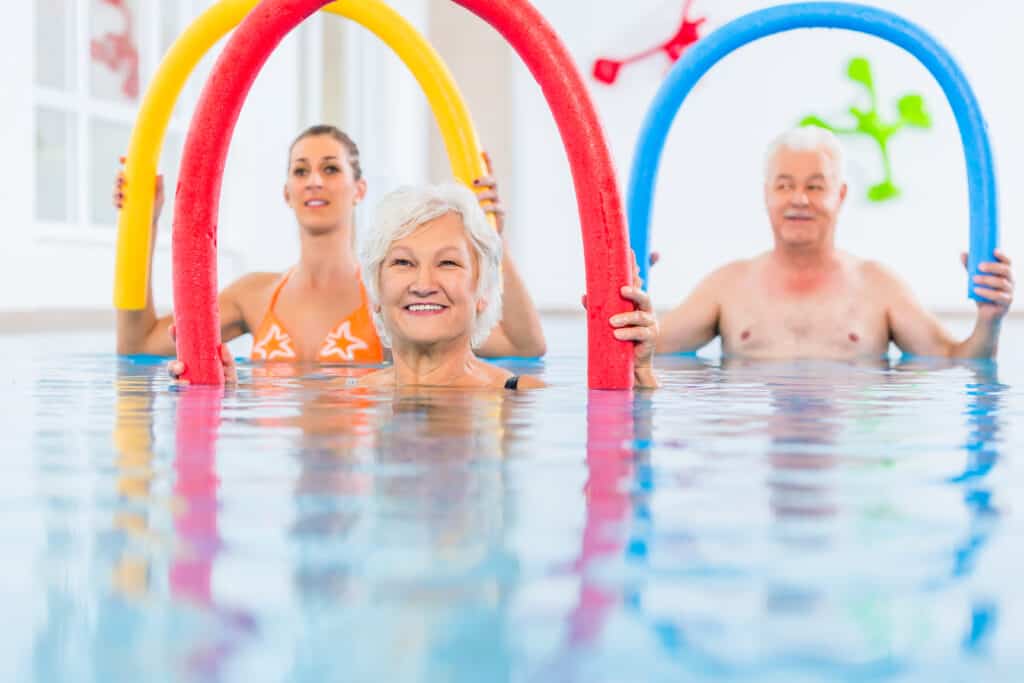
[[509, 0, 1022, 313]]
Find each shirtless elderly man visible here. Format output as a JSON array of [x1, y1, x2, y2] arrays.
[[657, 127, 1014, 359]]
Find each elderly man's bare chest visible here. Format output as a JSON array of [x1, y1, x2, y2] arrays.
[[719, 282, 889, 359]]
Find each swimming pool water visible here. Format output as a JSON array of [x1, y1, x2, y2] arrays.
[[2, 317, 1022, 682]]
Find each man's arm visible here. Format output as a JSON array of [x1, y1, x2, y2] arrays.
[[877, 251, 1013, 359], [655, 264, 733, 354]]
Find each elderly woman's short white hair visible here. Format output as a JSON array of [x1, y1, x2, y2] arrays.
[[764, 126, 846, 182], [360, 182, 503, 348]]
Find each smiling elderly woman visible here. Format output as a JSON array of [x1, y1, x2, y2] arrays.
[[171, 182, 659, 389], [356, 182, 659, 390], [354, 182, 533, 388]]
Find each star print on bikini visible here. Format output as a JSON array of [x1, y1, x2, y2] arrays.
[[319, 321, 370, 362], [252, 323, 295, 361]]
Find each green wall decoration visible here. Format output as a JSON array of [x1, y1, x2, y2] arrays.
[[801, 56, 932, 202]]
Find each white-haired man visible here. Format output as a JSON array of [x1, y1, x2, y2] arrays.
[[655, 127, 1014, 359]]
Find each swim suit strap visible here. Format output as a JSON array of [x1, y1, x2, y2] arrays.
[[267, 268, 294, 311], [504, 375, 520, 390]]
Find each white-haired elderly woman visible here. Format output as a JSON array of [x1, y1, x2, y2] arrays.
[[173, 182, 659, 389], [355, 182, 658, 389]]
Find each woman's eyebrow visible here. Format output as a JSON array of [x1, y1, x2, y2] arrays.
[[291, 156, 338, 164]]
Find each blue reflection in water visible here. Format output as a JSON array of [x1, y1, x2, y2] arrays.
[[950, 361, 1004, 655]]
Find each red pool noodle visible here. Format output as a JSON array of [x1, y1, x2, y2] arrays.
[[175, 0, 633, 387], [450, 0, 634, 389], [172, 0, 331, 384]]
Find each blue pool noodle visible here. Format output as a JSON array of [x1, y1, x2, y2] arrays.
[[628, 2, 997, 301]]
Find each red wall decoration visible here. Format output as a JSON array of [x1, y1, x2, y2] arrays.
[[90, 0, 140, 100], [593, 0, 706, 85]]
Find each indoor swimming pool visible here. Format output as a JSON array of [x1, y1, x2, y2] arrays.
[[2, 316, 1021, 681]]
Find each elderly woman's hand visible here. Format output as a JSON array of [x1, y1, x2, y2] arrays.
[[472, 152, 506, 234], [610, 258, 659, 388], [582, 255, 660, 388], [166, 325, 238, 385]]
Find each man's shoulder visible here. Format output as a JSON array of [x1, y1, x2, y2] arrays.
[[852, 256, 902, 286], [848, 256, 916, 305], [705, 257, 755, 284]]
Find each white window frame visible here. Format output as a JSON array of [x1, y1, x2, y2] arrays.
[[33, 0, 195, 246]]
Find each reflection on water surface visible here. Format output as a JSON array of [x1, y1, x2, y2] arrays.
[[1, 322, 1022, 681]]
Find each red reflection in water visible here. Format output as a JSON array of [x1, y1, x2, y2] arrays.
[[171, 387, 222, 603], [567, 391, 636, 646], [170, 387, 259, 678]]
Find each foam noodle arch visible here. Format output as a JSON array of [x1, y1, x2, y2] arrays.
[[174, 0, 634, 387], [114, 0, 488, 311], [627, 2, 998, 294]]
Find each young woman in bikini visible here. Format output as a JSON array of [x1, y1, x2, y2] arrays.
[[114, 124, 547, 363]]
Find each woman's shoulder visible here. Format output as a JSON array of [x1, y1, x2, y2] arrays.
[[221, 271, 284, 305], [226, 271, 283, 292]]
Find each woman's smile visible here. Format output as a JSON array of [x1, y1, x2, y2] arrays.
[[403, 303, 449, 315]]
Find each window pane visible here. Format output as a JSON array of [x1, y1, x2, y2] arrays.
[[35, 0, 75, 91], [35, 108, 77, 223], [159, 3, 181, 60], [89, 0, 140, 103], [89, 119, 132, 226]]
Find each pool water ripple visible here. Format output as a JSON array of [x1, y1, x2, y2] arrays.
[[1, 324, 1023, 681]]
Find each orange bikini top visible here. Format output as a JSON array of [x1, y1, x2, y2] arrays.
[[250, 270, 384, 364]]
